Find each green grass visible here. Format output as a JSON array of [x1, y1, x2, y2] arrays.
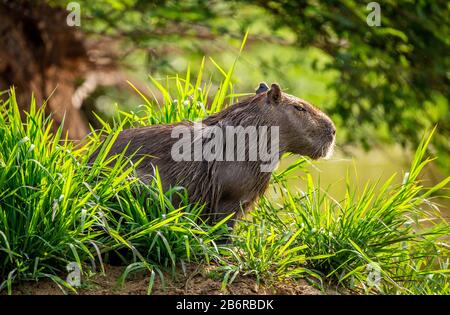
[[239, 131, 450, 294], [0, 55, 449, 295], [0, 89, 228, 294]]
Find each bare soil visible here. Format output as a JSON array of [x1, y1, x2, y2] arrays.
[[10, 264, 333, 295]]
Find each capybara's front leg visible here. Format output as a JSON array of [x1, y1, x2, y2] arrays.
[[207, 198, 246, 244]]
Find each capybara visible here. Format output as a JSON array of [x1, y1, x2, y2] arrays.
[[90, 83, 336, 228]]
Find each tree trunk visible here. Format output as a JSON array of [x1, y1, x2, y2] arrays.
[[0, 0, 90, 140]]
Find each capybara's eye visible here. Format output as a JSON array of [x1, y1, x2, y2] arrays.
[[294, 105, 305, 112]]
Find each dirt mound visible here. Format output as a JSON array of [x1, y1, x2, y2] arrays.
[[11, 265, 326, 295]]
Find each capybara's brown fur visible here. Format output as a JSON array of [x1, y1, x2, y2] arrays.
[[91, 83, 336, 227]]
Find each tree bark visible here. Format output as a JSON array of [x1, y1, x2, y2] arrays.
[[0, 1, 90, 140]]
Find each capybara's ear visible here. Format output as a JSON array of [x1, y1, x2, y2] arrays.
[[255, 82, 269, 94], [267, 83, 281, 104]]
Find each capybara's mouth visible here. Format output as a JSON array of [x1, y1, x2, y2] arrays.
[[310, 138, 335, 160], [322, 138, 335, 159]]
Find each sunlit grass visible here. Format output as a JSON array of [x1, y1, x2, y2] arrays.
[[241, 129, 450, 294], [0, 49, 449, 295], [0, 88, 228, 294]]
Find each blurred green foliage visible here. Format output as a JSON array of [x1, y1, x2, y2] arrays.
[[50, 0, 449, 170]]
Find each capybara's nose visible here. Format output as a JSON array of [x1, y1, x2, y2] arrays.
[[329, 125, 336, 136], [324, 121, 336, 137]]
